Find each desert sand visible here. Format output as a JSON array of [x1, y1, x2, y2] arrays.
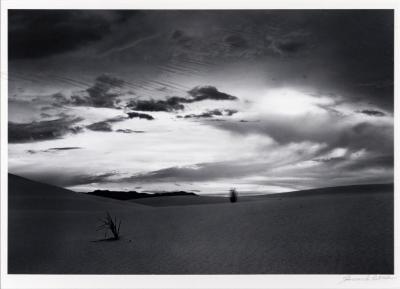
[[8, 174, 393, 274]]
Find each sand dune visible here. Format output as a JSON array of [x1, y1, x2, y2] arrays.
[[8, 174, 393, 274]]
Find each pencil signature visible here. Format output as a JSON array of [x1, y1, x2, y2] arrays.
[[340, 275, 396, 284]]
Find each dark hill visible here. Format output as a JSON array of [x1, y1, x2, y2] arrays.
[[86, 189, 197, 201]]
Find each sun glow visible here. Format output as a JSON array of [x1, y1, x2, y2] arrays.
[[256, 88, 335, 116]]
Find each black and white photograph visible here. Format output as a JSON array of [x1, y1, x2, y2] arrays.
[[1, 2, 398, 288]]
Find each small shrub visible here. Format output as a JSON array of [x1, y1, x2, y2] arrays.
[[229, 188, 238, 203], [97, 212, 122, 240]]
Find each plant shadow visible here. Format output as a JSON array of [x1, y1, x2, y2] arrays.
[[91, 237, 120, 243]]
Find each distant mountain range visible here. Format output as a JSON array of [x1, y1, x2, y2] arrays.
[[86, 189, 198, 201]]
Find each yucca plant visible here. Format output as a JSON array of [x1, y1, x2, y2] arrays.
[[97, 212, 122, 240]]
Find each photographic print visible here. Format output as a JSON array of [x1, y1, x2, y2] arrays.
[[5, 8, 394, 276]]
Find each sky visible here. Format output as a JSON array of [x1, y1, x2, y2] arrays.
[[7, 10, 394, 195]]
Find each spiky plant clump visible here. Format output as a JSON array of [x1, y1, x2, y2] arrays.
[[97, 212, 122, 240]]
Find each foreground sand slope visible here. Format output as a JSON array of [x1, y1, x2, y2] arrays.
[[8, 174, 393, 274]]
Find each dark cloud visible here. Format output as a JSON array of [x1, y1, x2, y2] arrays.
[[210, 117, 393, 154], [127, 111, 154, 120], [56, 112, 71, 118], [359, 109, 386, 117], [20, 171, 117, 187], [86, 116, 127, 132], [104, 116, 127, 123], [52, 83, 236, 114], [9, 10, 393, 111], [181, 109, 238, 119], [120, 155, 335, 186], [171, 11, 393, 110], [8, 10, 118, 59], [50, 74, 126, 108], [127, 96, 188, 112], [27, 147, 82, 154], [225, 109, 238, 116], [183, 109, 223, 119], [40, 113, 51, 118], [311, 10, 393, 110], [188, 86, 238, 101], [341, 154, 393, 171], [51, 92, 70, 107], [83, 149, 394, 187], [61, 172, 117, 187], [9, 117, 83, 143], [48, 147, 81, 151], [69, 94, 90, 106], [312, 156, 346, 164], [115, 129, 145, 134], [82, 74, 125, 108], [127, 87, 237, 112], [86, 121, 113, 132], [121, 160, 261, 183], [52, 92, 68, 102]]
